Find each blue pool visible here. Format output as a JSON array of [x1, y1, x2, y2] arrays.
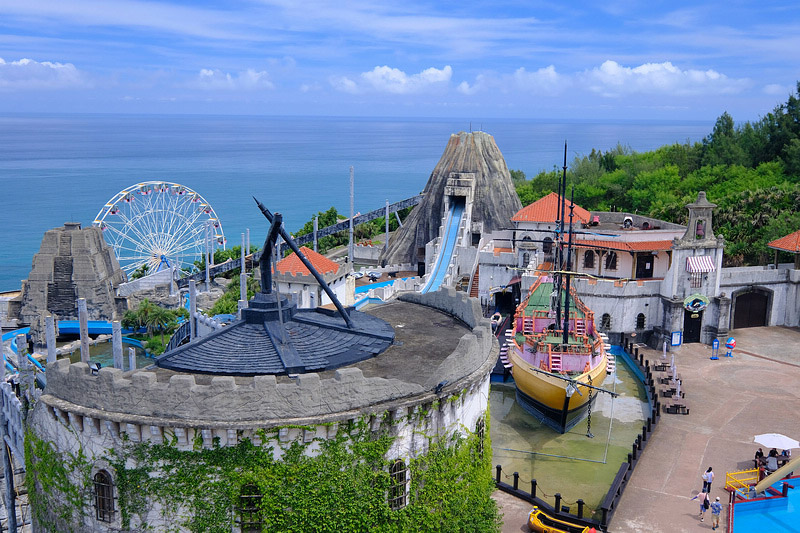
[[732, 476, 799, 532]]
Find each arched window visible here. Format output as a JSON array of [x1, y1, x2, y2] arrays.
[[542, 237, 553, 254], [389, 460, 409, 510], [522, 252, 530, 267], [583, 250, 595, 269], [93, 470, 115, 523], [238, 483, 263, 532], [475, 416, 486, 458], [636, 313, 646, 330], [600, 313, 612, 331], [605, 251, 618, 271]]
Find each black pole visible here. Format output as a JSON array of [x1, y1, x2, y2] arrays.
[[554, 493, 562, 514], [513, 471, 519, 490], [254, 197, 354, 329], [562, 186, 575, 346], [531, 479, 537, 498], [577, 499, 585, 518], [555, 142, 567, 328], [495, 465, 502, 483]]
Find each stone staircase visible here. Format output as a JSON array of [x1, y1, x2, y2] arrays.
[[469, 266, 480, 298], [46, 234, 77, 318]]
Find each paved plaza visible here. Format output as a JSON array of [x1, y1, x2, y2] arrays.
[[495, 326, 800, 533]]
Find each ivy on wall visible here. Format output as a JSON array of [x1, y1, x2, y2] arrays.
[[26, 410, 500, 533]]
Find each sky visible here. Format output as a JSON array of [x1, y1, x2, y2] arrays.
[[1, 1, 799, 120]]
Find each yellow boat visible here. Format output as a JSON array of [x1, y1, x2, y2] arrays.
[[507, 274, 608, 433], [527, 506, 595, 533]]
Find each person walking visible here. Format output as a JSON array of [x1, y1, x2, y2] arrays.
[[702, 467, 714, 492], [710, 496, 723, 530], [698, 491, 710, 522]]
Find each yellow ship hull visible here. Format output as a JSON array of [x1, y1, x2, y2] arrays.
[[508, 347, 607, 433]]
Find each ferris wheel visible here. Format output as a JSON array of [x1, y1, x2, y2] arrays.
[[93, 181, 225, 278]]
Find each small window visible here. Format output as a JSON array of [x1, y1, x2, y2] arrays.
[[543, 237, 553, 255], [475, 416, 486, 458], [600, 313, 612, 331], [94, 470, 115, 523], [522, 252, 530, 267], [389, 460, 409, 510], [238, 483, 263, 532], [605, 252, 618, 271], [636, 313, 646, 330], [583, 250, 595, 269]]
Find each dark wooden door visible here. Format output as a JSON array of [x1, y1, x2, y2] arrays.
[[635, 254, 654, 278], [683, 310, 703, 343], [733, 291, 768, 328]]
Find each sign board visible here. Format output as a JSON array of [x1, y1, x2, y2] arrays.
[[671, 331, 682, 346]]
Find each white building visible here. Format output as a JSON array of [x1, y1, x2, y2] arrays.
[[273, 246, 355, 308]]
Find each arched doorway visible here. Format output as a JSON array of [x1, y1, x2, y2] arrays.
[[683, 309, 703, 343], [732, 289, 770, 328]]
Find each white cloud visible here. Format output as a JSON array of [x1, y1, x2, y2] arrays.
[[763, 83, 794, 96], [332, 65, 452, 94], [583, 60, 748, 97], [194, 68, 273, 91], [458, 65, 566, 95], [0, 57, 85, 89], [329, 75, 359, 94]]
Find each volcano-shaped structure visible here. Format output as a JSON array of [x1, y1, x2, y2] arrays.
[[381, 131, 521, 266]]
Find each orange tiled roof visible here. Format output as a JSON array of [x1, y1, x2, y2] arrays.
[[275, 247, 340, 276], [768, 230, 800, 253], [572, 239, 674, 253], [512, 192, 591, 224], [494, 247, 513, 256]]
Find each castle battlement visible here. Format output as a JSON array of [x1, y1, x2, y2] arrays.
[[40, 289, 495, 433]]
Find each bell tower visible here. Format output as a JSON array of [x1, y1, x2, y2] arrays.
[[679, 191, 716, 245]]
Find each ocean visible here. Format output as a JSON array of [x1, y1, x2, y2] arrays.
[[0, 114, 712, 292]]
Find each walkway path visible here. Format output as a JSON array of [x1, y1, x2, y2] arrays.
[[495, 326, 800, 532]]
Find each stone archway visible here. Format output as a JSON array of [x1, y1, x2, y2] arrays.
[[731, 287, 771, 329]]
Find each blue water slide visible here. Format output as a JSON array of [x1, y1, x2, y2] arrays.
[[420, 201, 465, 294]]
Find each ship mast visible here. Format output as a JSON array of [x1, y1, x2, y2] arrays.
[[562, 186, 575, 346], [554, 142, 567, 327]]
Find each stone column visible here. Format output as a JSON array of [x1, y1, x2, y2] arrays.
[[112, 320, 123, 370], [45, 315, 57, 364], [240, 233, 247, 305], [385, 200, 390, 253], [189, 280, 197, 340], [128, 347, 136, 371], [78, 298, 90, 363], [313, 216, 318, 253]]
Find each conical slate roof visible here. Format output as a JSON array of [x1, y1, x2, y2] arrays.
[[381, 131, 522, 265], [155, 293, 394, 376]]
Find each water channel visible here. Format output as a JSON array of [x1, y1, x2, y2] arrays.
[[490, 352, 648, 521]]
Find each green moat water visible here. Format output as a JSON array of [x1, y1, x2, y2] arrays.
[[490, 356, 648, 521]]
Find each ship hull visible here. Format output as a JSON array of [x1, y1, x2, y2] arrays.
[[509, 349, 607, 433]]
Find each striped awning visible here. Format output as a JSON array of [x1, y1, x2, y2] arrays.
[[686, 255, 716, 273]]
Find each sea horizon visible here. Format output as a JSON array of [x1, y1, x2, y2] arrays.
[[0, 113, 713, 292]]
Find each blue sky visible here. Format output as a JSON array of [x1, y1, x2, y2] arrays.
[[1, 0, 798, 120]]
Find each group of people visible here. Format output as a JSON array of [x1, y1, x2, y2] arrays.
[[755, 447, 791, 473], [697, 467, 722, 530]]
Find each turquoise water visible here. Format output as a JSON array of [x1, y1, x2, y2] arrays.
[[0, 114, 712, 291], [732, 476, 800, 532]]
